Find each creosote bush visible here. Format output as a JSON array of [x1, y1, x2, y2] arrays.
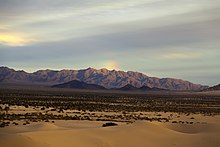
[[102, 122, 118, 127]]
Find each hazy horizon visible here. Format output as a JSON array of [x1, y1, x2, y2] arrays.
[[1, 0, 220, 86]]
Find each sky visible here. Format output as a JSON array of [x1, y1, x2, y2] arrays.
[[0, 0, 220, 86]]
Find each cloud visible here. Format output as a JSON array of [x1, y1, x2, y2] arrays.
[[0, 25, 11, 30], [0, 33, 35, 46], [1, 0, 220, 45], [162, 52, 202, 60]]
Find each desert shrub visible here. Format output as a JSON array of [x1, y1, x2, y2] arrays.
[[172, 121, 177, 123], [102, 122, 118, 127], [12, 122, 19, 125]]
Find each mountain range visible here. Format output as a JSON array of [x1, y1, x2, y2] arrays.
[[113, 84, 166, 91], [52, 80, 106, 90], [52, 80, 166, 91], [205, 84, 220, 91], [0, 66, 208, 91]]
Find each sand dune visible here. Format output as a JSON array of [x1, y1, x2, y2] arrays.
[[0, 133, 44, 147], [1, 120, 220, 147], [161, 122, 219, 134]]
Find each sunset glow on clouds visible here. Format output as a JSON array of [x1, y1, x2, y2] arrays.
[[0, 0, 220, 85], [0, 33, 35, 46], [103, 61, 119, 70]]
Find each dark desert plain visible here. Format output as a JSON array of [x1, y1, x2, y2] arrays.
[[1, 0, 220, 147]]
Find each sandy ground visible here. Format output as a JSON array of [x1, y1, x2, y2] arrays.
[[0, 117, 220, 147], [1, 104, 220, 147]]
